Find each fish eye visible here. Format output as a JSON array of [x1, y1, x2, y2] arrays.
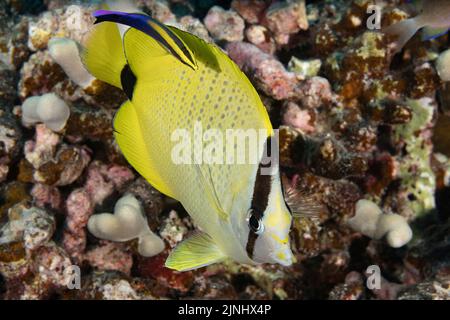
[[247, 209, 264, 235]]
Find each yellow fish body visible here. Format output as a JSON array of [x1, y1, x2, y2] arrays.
[[82, 10, 293, 271]]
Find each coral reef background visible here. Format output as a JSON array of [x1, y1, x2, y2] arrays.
[[0, 0, 450, 300]]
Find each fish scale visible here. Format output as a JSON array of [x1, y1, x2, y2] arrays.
[[134, 57, 264, 223]]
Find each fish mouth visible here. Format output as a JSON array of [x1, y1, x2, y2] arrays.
[[270, 246, 294, 266]]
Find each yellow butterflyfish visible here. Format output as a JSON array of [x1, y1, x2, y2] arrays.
[[81, 10, 294, 271]]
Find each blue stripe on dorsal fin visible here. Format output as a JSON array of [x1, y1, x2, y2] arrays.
[[93, 10, 197, 70], [422, 27, 449, 41]]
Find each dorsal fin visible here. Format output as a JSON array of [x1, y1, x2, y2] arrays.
[[167, 25, 274, 133], [81, 20, 126, 89], [93, 10, 197, 70], [122, 26, 181, 82]]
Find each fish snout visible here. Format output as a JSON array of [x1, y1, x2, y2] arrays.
[[271, 245, 294, 267]]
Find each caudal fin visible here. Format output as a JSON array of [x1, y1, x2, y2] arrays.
[[80, 21, 126, 89], [384, 18, 420, 53]]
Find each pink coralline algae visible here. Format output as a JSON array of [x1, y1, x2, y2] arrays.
[[282, 102, 315, 133], [84, 161, 135, 206], [204, 6, 245, 42], [0, 111, 22, 183], [84, 242, 133, 276], [226, 42, 333, 105], [226, 41, 299, 100], [263, 0, 308, 45], [62, 188, 94, 260], [296, 77, 333, 110], [231, 0, 270, 25], [245, 25, 276, 55], [22, 124, 91, 186], [30, 183, 62, 211]]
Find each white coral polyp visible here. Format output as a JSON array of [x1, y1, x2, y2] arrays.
[[21, 93, 70, 132], [348, 199, 413, 248], [436, 49, 450, 82], [48, 37, 95, 89], [88, 194, 165, 257]]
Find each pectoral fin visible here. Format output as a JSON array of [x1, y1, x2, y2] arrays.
[[422, 27, 449, 41], [165, 232, 226, 271]]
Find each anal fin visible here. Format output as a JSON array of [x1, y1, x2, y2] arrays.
[[165, 232, 226, 271]]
